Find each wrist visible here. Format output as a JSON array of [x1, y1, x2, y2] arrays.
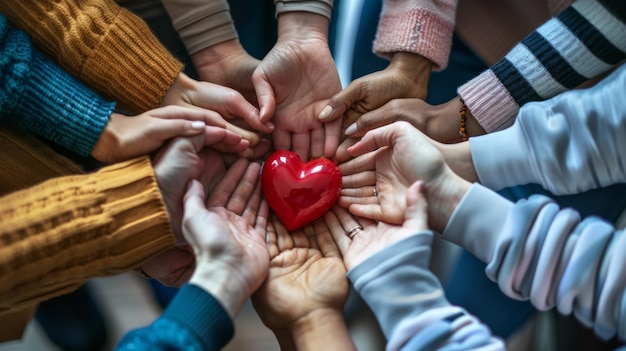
[[273, 329, 296, 351], [161, 72, 196, 107], [192, 39, 246, 72], [388, 52, 433, 84], [289, 308, 353, 350], [425, 170, 472, 233], [189, 262, 249, 319], [277, 12, 329, 41], [437, 142, 479, 183]]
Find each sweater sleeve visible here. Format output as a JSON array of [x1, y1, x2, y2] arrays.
[[0, 157, 175, 316], [0, 14, 114, 157], [373, 0, 457, 70], [348, 232, 504, 351], [470, 63, 626, 195], [274, 0, 334, 19], [0, 0, 183, 114], [161, 0, 239, 56], [458, 0, 626, 132], [443, 183, 626, 341], [116, 284, 234, 351]]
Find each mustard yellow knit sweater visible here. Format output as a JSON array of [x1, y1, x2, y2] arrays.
[[0, 0, 184, 114], [0, 127, 174, 341]]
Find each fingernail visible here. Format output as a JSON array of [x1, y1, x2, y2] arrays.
[[265, 121, 275, 129], [319, 105, 333, 120], [191, 121, 205, 129], [345, 123, 357, 136]]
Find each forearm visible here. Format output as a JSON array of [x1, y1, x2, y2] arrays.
[[470, 64, 626, 195], [373, 0, 457, 70], [0, 157, 174, 315], [0, 0, 183, 113], [442, 183, 626, 341], [162, 0, 238, 55], [289, 309, 355, 351], [0, 14, 113, 157], [458, 0, 626, 132]]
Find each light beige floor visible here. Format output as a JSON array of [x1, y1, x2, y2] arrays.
[[0, 273, 385, 351]]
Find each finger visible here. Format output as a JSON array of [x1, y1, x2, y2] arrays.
[[149, 105, 226, 127], [323, 118, 342, 159], [183, 179, 207, 218], [338, 151, 377, 176], [310, 126, 325, 159], [255, 200, 270, 235], [273, 215, 294, 252], [346, 123, 402, 158], [225, 123, 261, 147], [242, 172, 263, 225], [314, 219, 342, 259], [338, 195, 379, 208], [340, 186, 378, 198], [226, 162, 261, 215], [252, 72, 276, 122], [145, 118, 206, 142], [333, 137, 358, 164], [303, 223, 318, 250], [265, 221, 280, 259], [403, 180, 429, 231], [291, 131, 310, 162], [341, 171, 377, 188], [206, 158, 249, 207], [222, 95, 275, 134], [291, 226, 310, 248], [348, 203, 383, 222], [272, 128, 292, 152], [345, 108, 397, 138], [318, 83, 363, 122], [333, 205, 363, 235], [251, 138, 272, 160], [324, 207, 351, 255]]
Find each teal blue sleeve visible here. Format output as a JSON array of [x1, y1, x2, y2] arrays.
[[116, 284, 235, 351], [0, 13, 115, 157]]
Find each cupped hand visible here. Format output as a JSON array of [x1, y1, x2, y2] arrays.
[[338, 122, 451, 227], [319, 53, 432, 134], [184, 159, 270, 318], [252, 216, 348, 332], [252, 12, 342, 160], [326, 181, 430, 271]]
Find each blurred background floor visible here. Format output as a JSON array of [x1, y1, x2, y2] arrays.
[[0, 273, 385, 351]]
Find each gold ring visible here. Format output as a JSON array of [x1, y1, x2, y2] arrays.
[[347, 225, 363, 239]]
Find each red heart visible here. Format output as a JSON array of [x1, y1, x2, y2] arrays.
[[262, 150, 342, 231]]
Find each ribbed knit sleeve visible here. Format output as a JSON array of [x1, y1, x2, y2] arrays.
[[0, 14, 114, 157], [274, 0, 334, 19], [161, 0, 239, 56], [0, 0, 184, 114], [458, 0, 626, 132], [0, 157, 175, 315], [116, 284, 235, 350], [373, 0, 457, 70]]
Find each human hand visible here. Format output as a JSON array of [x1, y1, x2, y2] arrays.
[[192, 39, 261, 106], [318, 53, 431, 134], [341, 97, 486, 144], [252, 216, 352, 350], [184, 159, 270, 318], [162, 72, 274, 157], [339, 122, 470, 231], [326, 181, 430, 271], [252, 12, 342, 160], [91, 106, 247, 163]]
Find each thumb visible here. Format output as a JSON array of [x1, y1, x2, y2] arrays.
[[318, 83, 363, 122], [183, 180, 207, 223], [403, 181, 430, 231], [252, 71, 276, 122]]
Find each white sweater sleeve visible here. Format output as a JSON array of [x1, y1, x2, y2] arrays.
[[470, 63, 626, 195]]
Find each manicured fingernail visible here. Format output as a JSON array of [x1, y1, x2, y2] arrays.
[[345, 123, 357, 136], [319, 105, 333, 120], [265, 121, 275, 129], [191, 121, 205, 129]]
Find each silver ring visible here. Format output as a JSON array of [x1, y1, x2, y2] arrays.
[[373, 186, 378, 197], [347, 225, 363, 239]]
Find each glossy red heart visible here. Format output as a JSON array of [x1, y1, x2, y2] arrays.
[[261, 150, 342, 231]]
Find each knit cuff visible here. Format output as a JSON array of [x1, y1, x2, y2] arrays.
[[163, 284, 235, 350], [15, 49, 114, 157], [82, 2, 183, 113], [457, 70, 519, 132], [274, 0, 333, 20], [374, 7, 455, 70], [162, 0, 239, 55]]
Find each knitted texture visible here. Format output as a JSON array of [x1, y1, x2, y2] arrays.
[[0, 0, 183, 113], [373, 0, 456, 71], [0, 157, 174, 315], [0, 14, 114, 157]]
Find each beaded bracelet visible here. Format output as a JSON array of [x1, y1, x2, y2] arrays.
[[459, 98, 468, 142]]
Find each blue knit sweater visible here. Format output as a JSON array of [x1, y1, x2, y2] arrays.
[[0, 13, 115, 157], [116, 284, 235, 351]]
